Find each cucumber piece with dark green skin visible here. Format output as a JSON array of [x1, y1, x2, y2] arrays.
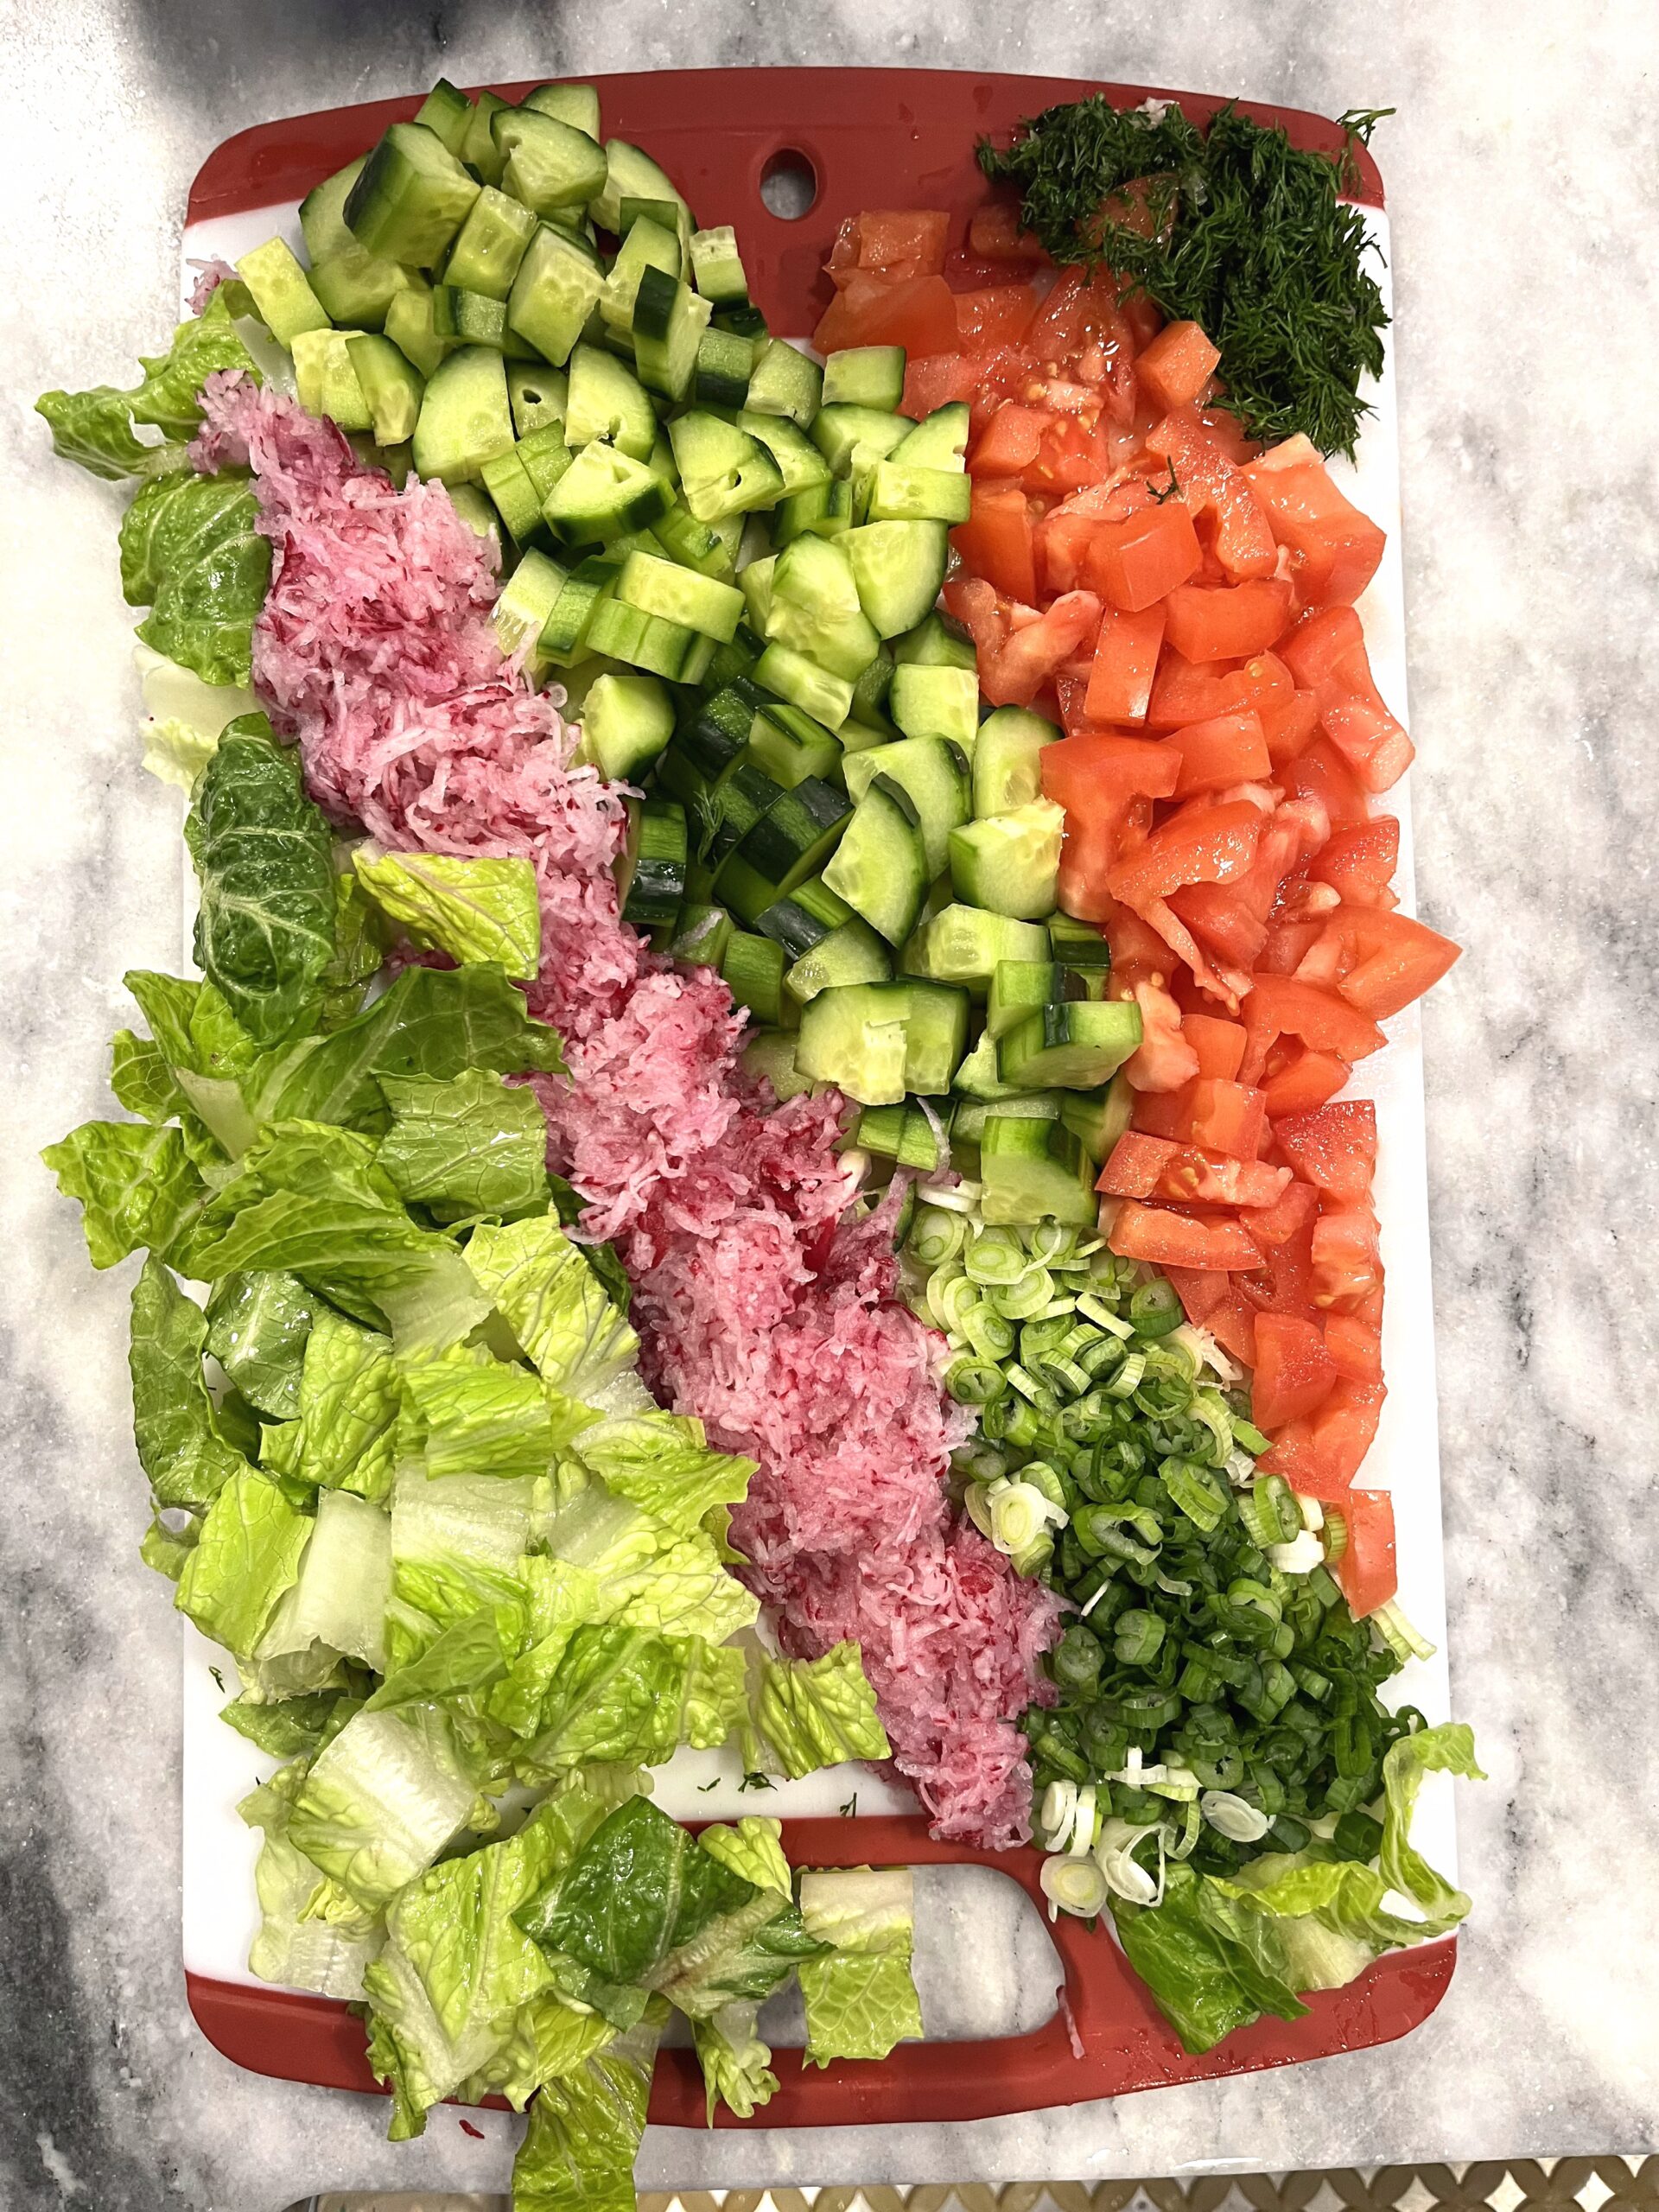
[[614, 550, 744, 642], [898, 980, 972, 1094], [738, 410, 832, 498], [591, 139, 692, 238], [893, 401, 969, 472], [714, 776, 854, 925], [581, 671, 675, 781], [795, 981, 915, 1105], [543, 440, 673, 543], [309, 244, 414, 332], [633, 268, 713, 404], [721, 928, 790, 1024], [745, 702, 842, 790], [948, 800, 1065, 920], [987, 959, 1063, 1041], [694, 328, 755, 410], [980, 1114, 1099, 1228], [523, 82, 602, 137], [785, 917, 893, 1004], [346, 122, 480, 267], [345, 334, 424, 446], [893, 609, 976, 671], [493, 108, 609, 216], [752, 876, 855, 960], [821, 775, 929, 945], [507, 224, 605, 367], [411, 346, 515, 485], [972, 705, 1061, 817], [857, 1098, 954, 1171], [744, 337, 823, 427], [414, 78, 474, 156], [615, 797, 688, 925], [690, 224, 751, 307], [676, 679, 766, 785], [670, 902, 734, 970], [1047, 912, 1113, 969], [601, 217, 682, 331], [301, 156, 368, 262], [538, 553, 619, 664], [842, 736, 970, 878], [1058, 1071, 1135, 1161], [810, 404, 910, 475], [996, 999, 1144, 1090], [844, 520, 950, 639], [702, 760, 786, 866]]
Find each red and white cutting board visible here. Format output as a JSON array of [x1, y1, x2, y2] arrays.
[[175, 69, 1458, 2129]]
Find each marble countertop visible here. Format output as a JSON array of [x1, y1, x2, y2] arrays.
[[4, 3, 1657, 2206]]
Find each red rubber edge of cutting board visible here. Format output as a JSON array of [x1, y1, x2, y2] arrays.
[[181, 71, 1437, 2129]]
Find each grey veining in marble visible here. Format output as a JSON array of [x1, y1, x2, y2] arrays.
[[3, 1, 1658, 2205]]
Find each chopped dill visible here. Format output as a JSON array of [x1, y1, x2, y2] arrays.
[[838, 1792, 859, 1818], [738, 1770, 776, 1793], [978, 100, 1391, 458]]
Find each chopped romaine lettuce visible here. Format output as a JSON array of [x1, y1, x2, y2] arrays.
[[355, 849, 542, 979]]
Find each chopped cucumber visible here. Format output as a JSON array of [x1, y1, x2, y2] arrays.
[[615, 797, 687, 925], [821, 775, 928, 944], [346, 121, 480, 266], [309, 243, 413, 332], [811, 404, 910, 474], [721, 929, 790, 1024], [905, 903, 1051, 995], [795, 981, 913, 1105], [1048, 913, 1113, 972], [948, 800, 1065, 919], [997, 1000, 1144, 1090], [300, 156, 368, 263], [463, 92, 512, 185], [868, 460, 972, 525], [785, 918, 893, 1003], [614, 550, 743, 641], [753, 876, 855, 959], [747, 702, 842, 789], [385, 280, 448, 378], [290, 330, 371, 431], [890, 663, 979, 746], [411, 346, 514, 484], [413, 78, 474, 156], [842, 736, 970, 877], [950, 1027, 1023, 1101], [742, 1027, 813, 1101], [346, 334, 425, 446], [745, 338, 823, 426], [236, 237, 331, 345], [694, 328, 755, 410], [669, 410, 785, 523], [857, 1099, 952, 1172], [1059, 1071, 1135, 1161], [714, 776, 854, 925], [586, 595, 708, 680], [988, 959, 1062, 1039], [493, 109, 609, 216], [632, 269, 712, 404], [900, 981, 971, 1093], [491, 548, 567, 673], [690, 224, 750, 306], [973, 704, 1060, 817], [954, 1090, 1065, 1142], [443, 186, 539, 300], [821, 346, 906, 411], [737, 411, 831, 497], [894, 610, 976, 670], [753, 643, 854, 728], [543, 440, 673, 543], [580, 671, 675, 780], [523, 83, 603, 138], [669, 902, 734, 969], [591, 139, 691, 238], [893, 401, 969, 471], [507, 224, 605, 367], [844, 520, 949, 638], [980, 1116, 1098, 1227]]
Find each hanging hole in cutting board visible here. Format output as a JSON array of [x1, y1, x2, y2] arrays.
[[760, 146, 818, 219], [667, 1865, 1061, 2048]]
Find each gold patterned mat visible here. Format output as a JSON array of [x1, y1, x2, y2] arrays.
[[304, 2158, 1659, 2212]]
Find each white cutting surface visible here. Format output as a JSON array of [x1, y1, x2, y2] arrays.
[[174, 202, 1455, 1999]]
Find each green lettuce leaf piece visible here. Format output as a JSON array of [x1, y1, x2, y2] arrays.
[[245, 962, 565, 1135], [698, 1817, 791, 1897], [256, 1487, 392, 1675], [41, 1119, 204, 1268], [293, 1305, 399, 1499], [604, 1531, 759, 1645], [361, 1791, 594, 2137], [1111, 1860, 1307, 2056], [118, 470, 270, 687], [691, 2004, 778, 2125], [133, 639, 260, 792], [797, 1866, 922, 2066], [174, 1465, 312, 1658], [389, 1467, 539, 1594], [140, 1510, 200, 1581], [220, 1688, 358, 1761], [749, 1643, 890, 1779], [239, 1761, 385, 2000], [355, 849, 542, 979], [142, 715, 219, 792], [186, 720, 337, 1046], [518, 1796, 823, 2024], [205, 1270, 315, 1421], [467, 1212, 639, 1398], [123, 969, 260, 1159], [129, 1257, 251, 1510], [541, 1479, 668, 1585], [399, 1354, 563, 1481], [572, 1413, 755, 1537], [488, 1556, 607, 1739], [111, 1030, 188, 1123], [176, 1119, 489, 1356], [1377, 1721, 1484, 1928], [287, 1705, 480, 1910], [34, 291, 256, 479], [510, 2005, 665, 2212], [366, 1593, 524, 1714], [517, 1625, 744, 1777], [318, 870, 385, 1029], [376, 1068, 550, 1225]]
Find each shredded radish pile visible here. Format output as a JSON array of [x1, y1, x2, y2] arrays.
[[192, 372, 638, 1040], [199, 376, 1059, 1845]]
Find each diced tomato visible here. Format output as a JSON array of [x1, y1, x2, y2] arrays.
[[1083, 499, 1204, 612], [1084, 604, 1165, 723], [815, 271, 961, 356], [1163, 579, 1295, 664], [1280, 607, 1365, 689], [1308, 817, 1399, 909], [969, 402, 1049, 477], [989, 592, 1103, 707], [1105, 1200, 1264, 1271], [1106, 798, 1263, 907], [1311, 1205, 1384, 1311], [1146, 405, 1277, 581], [1185, 1076, 1266, 1160], [968, 201, 1046, 264], [1244, 435, 1387, 607], [951, 483, 1038, 601], [1135, 321, 1221, 413], [828, 208, 950, 282], [955, 283, 1040, 353], [1257, 917, 1330, 975], [1261, 689, 1322, 767], [1182, 1012, 1247, 1081], [1123, 976, 1201, 1091], [1319, 689, 1415, 793], [1274, 1100, 1378, 1205], [1241, 1175, 1320, 1249], [1242, 974, 1387, 1077], [1250, 1312, 1338, 1428], [1260, 1378, 1387, 1497], [1261, 1042, 1351, 1118], [1168, 708, 1272, 794], [1296, 906, 1462, 1021], [1041, 732, 1180, 909], [901, 353, 981, 418], [1332, 1488, 1396, 1617], [1096, 1132, 1288, 1207], [1146, 651, 1246, 730], [1203, 1287, 1261, 1365], [1166, 882, 1268, 969], [1164, 1264, 1227, 1323], [1024, 266, 1135, 378], [1325, 1313, 1383, 1382], [1281, 735, 1372, 830]]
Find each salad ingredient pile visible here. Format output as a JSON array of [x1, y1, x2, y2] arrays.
[[36, 68, 1478, 2204]]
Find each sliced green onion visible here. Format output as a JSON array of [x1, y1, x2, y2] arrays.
[[1077, 1292, 1134, 1338], [1160, 1457, 1228, 1532], [964, 1225, 1027, 1285], [1106, 1351, 1147, 1399], [909, 1205, 967, 1268], [1129, 1279, 1183, 1337], [1039, 1777, 1078, 1850], [1370, 1598, 1436, 1662], [1201, 1789, 1271, 1842], [945, 1356, 1005, 1405], [1067, 1781, 1097, 1854], [1040, 1853, 1109, 1920], [1114, 1608, 1166, 1665], [1092, 1817, 1164, 1904]]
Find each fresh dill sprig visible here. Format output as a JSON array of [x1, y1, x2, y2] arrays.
[[978, 99, 1390, 459]]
